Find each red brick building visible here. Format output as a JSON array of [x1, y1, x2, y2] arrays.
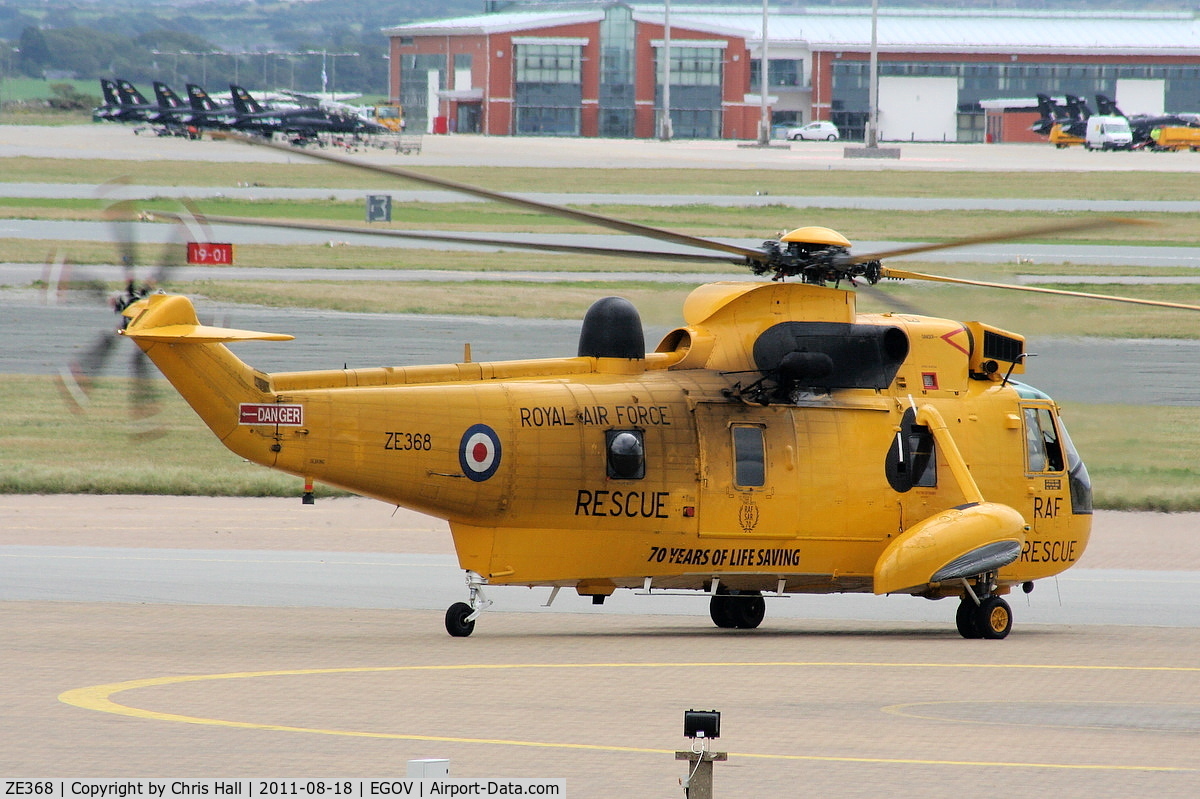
[[385, 4, 1200, 142]]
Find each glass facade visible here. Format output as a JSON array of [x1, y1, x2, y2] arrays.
[[654, 46, 723, 139], [599, 5, 636, 137], [400, 53, 445, 133], [514, 43, 582, 135]]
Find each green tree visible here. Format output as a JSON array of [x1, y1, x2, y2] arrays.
[[46, 82, 97, 110], [17, 26, 50, 77]]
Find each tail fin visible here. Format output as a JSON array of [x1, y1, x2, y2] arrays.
[[1032, 93, 1059, 134], [101, 79, 121, 107], [116, 79, 150, 106], [1096, 94, 1123, 117], [154, 81, 185, 110], [121, 293, 293, 450], [230, 85, 265, 115], [1065, 94, 1092, 121], [187, 84, 216, 111]]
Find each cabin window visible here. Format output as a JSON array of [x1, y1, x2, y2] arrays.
[[732, 425, 765, 488], [908, 426, 938, 488], [606, 429, 645, 479], [885, 412, 937, 493], [1024, 407, 1065, 473]]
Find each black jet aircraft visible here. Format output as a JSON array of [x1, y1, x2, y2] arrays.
[[1095, 94, 1198, 148], [115, 80, 169, 124], [1031, 93, 1072, 135], [92, 79, 122, 122], [184, 84, 240, 130], [1063, 94, 1093, 129], [149, 82, 205, 137], [93, 78, 161, 124], [93, 78, 184, 128], [228, 84, 388, 141]]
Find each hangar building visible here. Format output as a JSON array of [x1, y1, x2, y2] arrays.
[[383, 3, 1200, 141]]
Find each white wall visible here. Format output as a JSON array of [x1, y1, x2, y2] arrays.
[[878, 76, 958, 142], [1115, 79, 1165, 116]]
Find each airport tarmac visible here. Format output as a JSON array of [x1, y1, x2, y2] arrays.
[[2, 496, 1199, 797], [7, 122, 1200, 172]]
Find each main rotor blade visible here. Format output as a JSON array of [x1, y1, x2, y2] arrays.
[[882, 267, 1200, 311], [847, 216, 1149, 264], [150, 211, 743, 264], [220, 133, 768, 263]]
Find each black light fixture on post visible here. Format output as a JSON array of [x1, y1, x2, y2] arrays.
[[677, 709, 726, 798], [684, 709, 721, 740]]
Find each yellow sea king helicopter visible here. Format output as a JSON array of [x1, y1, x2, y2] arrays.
[[127, 139, 1200, 639]]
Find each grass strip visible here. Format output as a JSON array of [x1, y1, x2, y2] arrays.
[[6, 155, 1200, 199]]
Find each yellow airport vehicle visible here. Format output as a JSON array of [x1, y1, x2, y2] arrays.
[[1150, 126, 1200, 151], [371, 102, 405, 132], [125, 140, 1200, 639], [1049, 123, 1085, 148]]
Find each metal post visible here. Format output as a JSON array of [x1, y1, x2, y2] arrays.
[[676, 751, 727, 799], [660, 0, 672, 140], [867, 0, 879, 147], [757, 0, 770, 145]]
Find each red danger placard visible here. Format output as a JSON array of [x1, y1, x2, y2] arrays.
[[239, 403, 303, 426], [187, 242, 235, 265]]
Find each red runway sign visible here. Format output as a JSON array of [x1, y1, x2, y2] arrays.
[[187, 242, 235, 265]]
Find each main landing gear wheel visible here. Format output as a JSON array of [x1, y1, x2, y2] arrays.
[[956, 595, 1012, 640], [445, 601, 475, 637], [709, 590, 766, 629]]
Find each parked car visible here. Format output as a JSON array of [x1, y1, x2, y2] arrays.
[[786, 121, 840, 141]]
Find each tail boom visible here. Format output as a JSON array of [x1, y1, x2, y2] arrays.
[[121, 293, 292, 456]]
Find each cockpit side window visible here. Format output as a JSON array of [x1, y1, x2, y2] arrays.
[[732, 425, 765, 488], [1024, 406, 1065, 473]]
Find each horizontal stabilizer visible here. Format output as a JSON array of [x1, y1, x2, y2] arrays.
[[123, 323, 293, 344], [120, 293, 294, 344]]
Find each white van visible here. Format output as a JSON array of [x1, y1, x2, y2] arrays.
[[1085, 115, 1133, 150]]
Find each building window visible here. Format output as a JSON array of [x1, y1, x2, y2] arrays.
[[654, 46, 723, 138], [750, 58, 802, 91], [658, 46, 722, 87], [514, 43, 582, 135], [515, 44, 581, 84]]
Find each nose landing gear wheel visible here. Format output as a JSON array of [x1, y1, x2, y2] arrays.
[[445, 601, 476, 637], [978, 596, 1013, 639], [956, 595, 1012, 639]]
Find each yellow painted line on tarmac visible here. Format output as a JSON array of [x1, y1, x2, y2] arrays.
[[59, 661, 1197, 773]]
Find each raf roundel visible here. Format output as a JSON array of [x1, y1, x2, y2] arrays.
[[459, 423, 502, 482]]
